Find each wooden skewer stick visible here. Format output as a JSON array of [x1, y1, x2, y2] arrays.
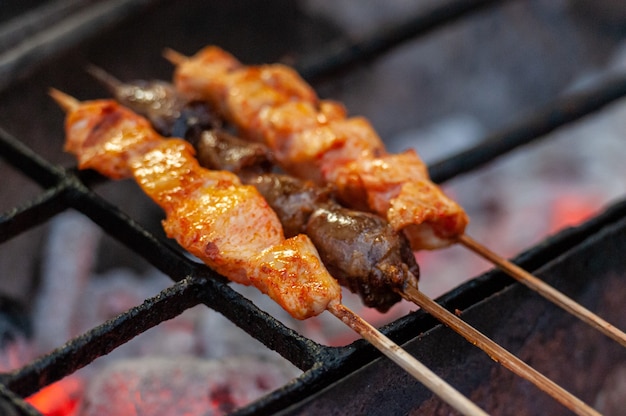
[[327, 302, 489, 416], [401, 283, 601, 416], [50, 88, 80, 112], [50, 87, 487, 416], [163, 48, 186, 65], [458, 233, 626, 348]]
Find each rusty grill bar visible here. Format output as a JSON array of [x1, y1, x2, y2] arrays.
[[0, 1, 625, 415]]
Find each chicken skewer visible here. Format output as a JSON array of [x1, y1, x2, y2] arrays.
[[50, 89, 488, 416], [87, 65, 418, 312], [86, 70, 601, 416], [164, 47, 467, 251], [53, 90, 338, 320], [165, 46, 626, 349]]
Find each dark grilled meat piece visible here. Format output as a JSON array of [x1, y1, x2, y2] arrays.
[[88, 66, 217, 140], [247, 173, 331, 238], [197, 130, 272, 176], [306, 204, 418, 311], [246, 171, 419, 312], [238, 169, 418, 311], [247, 172, 418, 311]]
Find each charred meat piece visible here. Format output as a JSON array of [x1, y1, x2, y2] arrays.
[[197, 130, 273, 176]]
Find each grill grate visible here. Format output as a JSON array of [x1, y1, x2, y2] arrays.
[[1, 1, 625, 414]]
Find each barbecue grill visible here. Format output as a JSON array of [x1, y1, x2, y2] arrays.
[[1, 0, 625, 414]]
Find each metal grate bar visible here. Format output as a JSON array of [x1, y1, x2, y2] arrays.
[[429, 74, 626, 183], [1, 276, 204, 398], [65, 181, 197, 279], [193, 282, 336, 371], [0, 187, 67, 243], [0, 384, 40, 416], [0, 127, 65, 188], [0, 0, 162, 91], [296, 0, 506, 82]]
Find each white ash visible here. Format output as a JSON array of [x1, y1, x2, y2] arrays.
[[32, 210, 101, 355], [80, 356, 298, 416]]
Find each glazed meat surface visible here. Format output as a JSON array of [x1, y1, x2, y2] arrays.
[[59, 95, 341, 319]]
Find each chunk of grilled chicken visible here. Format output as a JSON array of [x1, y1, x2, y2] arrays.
[[53, 91, 341, 320]]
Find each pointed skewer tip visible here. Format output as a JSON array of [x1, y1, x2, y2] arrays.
[[162, 48, 188, 65], [49, 88, 80, 112], [85, 64, 123, 90]]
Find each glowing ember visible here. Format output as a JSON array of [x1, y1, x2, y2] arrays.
[[79, 357, 294, 416], [549, 194, 599, 233], [25, 376, 83, 416]]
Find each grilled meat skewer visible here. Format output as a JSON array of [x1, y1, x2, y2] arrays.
[[52, 90, 341, 320], [84, 71, 606, 416], [166, 46, 469, 251], [88, 68, 419, 311], [164, 46, 626, 351], [162, 48, 617, 414]]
